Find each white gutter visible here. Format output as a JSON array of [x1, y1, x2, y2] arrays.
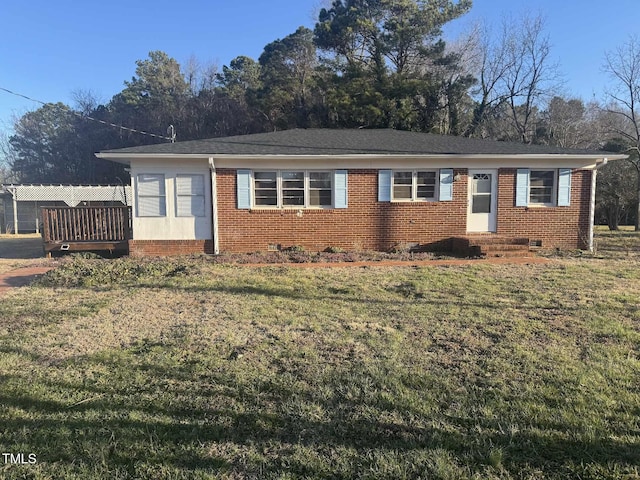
[[208, 157, 220, 255], [96, 152, 629, 162], [588, 158, 609, 252]]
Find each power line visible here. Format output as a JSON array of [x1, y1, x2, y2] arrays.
[[0, 86, 175, 142]]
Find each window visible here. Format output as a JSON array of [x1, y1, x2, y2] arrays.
[[529, 170, 556, 205], [471, 173, 492, 213], [137, 174, 166, 217], [516, 168, 572, 207], [393, 172, 413, 200], [176, 174, 205, 217], [254, 172, 277, 206], [309, 172, 333, 207], [392, 171, 437, 201], [416, 171, 437, 199], [282, 171, 305, 206], [252, 171, 333, 208]]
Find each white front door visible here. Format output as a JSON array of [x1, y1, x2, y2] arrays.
[[467, 169, 497, 233]]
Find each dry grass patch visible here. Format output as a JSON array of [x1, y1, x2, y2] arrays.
[[593, 226, 640, 258], [0, 260, 25, 275], [0, 251, 639, 479]]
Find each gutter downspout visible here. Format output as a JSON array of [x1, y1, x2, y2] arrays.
[[588, 158, 608, 252], [208, 157, 220, 255]]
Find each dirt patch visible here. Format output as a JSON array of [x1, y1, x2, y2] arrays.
[[235, 256, 553, 268], [0, 266, 54, 296]]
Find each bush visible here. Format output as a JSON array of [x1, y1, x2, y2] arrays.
[[36, 256, 197, 287]]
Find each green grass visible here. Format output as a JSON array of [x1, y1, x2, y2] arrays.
[[1, 236, 639, 479]]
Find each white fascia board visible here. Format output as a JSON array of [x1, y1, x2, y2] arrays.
[[94, 153, 211, 165], [212, 154, 628, 170], [96, 152, 628, 170], [122, 159, 211, 173]]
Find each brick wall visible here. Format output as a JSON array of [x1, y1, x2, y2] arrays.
[[129, 240, 214, 257], [131, 167, 593, 255], [216, 168, 469, 253], [496, 168, 592, 250]]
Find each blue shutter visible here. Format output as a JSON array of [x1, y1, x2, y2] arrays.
[[439, 169, 453, 201], [237, 169, 251, 209], [334, 170, 348, 209], [378, 170, 392, 202], [557, 168, 572, 206], [515, 169, 530, 207]]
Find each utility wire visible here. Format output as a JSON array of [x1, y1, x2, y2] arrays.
[[0, 86, 175, 142]]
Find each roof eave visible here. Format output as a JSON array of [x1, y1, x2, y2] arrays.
[[95, 152, 628, 163]]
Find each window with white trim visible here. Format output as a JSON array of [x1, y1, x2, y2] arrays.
[[392, 170, 437, 201], [137, 174, 166, 217], [309, 172, 333, 207], [254, 172, 278, 206], [253, 171, 333, 208], [282, 171, 305, 206], [176, 174, 205, 217], [529, 170, 556, 205]]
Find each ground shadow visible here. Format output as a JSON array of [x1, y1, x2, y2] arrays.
[[0, 235, 44, 259], [1, 342, 638, 479]]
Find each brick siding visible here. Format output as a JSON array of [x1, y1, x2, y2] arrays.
[[217, 168, 468, 253], [496, 168, 592, 250], [133, 168, 592, 255]]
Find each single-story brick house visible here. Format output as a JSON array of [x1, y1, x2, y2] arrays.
[[95, 129, 625, 256]]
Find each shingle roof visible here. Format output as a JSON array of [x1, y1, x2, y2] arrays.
[[99, 128, 611, 156]]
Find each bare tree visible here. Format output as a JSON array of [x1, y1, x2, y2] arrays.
[[465, 13, 562, 142], [182, 55, 219, 95], [539, 96, 597, 148], [0, 130, 19, 183], [71, 89, 102, 115], [463, 21, 513, 137], [603, 36, 640, 230]]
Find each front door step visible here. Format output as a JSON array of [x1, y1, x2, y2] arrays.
[[452, 236, 531, 258]]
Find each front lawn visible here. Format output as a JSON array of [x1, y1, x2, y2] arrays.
[[594, 226, 640, 257], [0, 250, 639, 478]]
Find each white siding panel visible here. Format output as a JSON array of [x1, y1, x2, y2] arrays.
[[130, 159, 212, 240]]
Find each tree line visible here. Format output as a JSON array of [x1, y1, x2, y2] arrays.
[[1, 0, 639, 229]]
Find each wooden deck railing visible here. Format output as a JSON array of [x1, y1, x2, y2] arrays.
[[41, 206, 131, 243]]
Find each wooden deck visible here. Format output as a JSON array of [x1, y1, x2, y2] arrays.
[[41, 206, 131, 255]]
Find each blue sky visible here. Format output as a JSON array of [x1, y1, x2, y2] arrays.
[[0, 0, 636, 138]]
